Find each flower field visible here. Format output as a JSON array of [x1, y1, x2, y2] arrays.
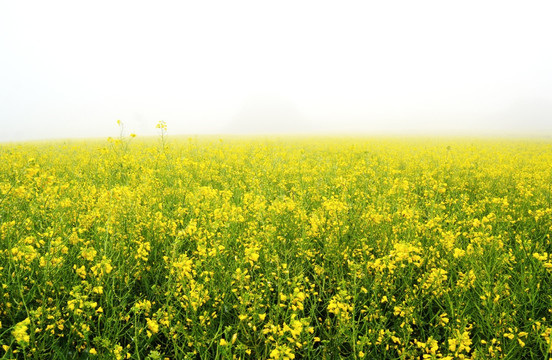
[[1, 136, 552, 359]]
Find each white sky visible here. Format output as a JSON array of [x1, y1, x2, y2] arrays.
[[1, 0, 552, 142]]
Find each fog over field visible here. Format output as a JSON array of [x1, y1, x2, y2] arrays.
[[1, 0, 551, 142]]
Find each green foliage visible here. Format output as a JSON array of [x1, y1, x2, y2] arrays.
[[0, 136, 551, 359]]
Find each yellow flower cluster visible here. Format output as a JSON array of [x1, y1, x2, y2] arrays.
[[1, 136, 551, 358]]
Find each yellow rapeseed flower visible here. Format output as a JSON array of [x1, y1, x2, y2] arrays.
[[12, 318, 31, 347]]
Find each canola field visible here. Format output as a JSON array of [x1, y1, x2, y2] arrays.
[[1, 136, 552, 359]]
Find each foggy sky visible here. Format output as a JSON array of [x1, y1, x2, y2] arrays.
[[1, 0, 552, 142]]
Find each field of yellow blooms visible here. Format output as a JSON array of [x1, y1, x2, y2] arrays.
[[1, 135, 552, 359]]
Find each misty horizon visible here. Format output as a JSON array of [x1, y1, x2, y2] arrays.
[[3, 93, 552, 143], [1, 0, 551, 142]]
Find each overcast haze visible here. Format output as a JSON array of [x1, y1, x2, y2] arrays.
[[1, 0, 552, 142]]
